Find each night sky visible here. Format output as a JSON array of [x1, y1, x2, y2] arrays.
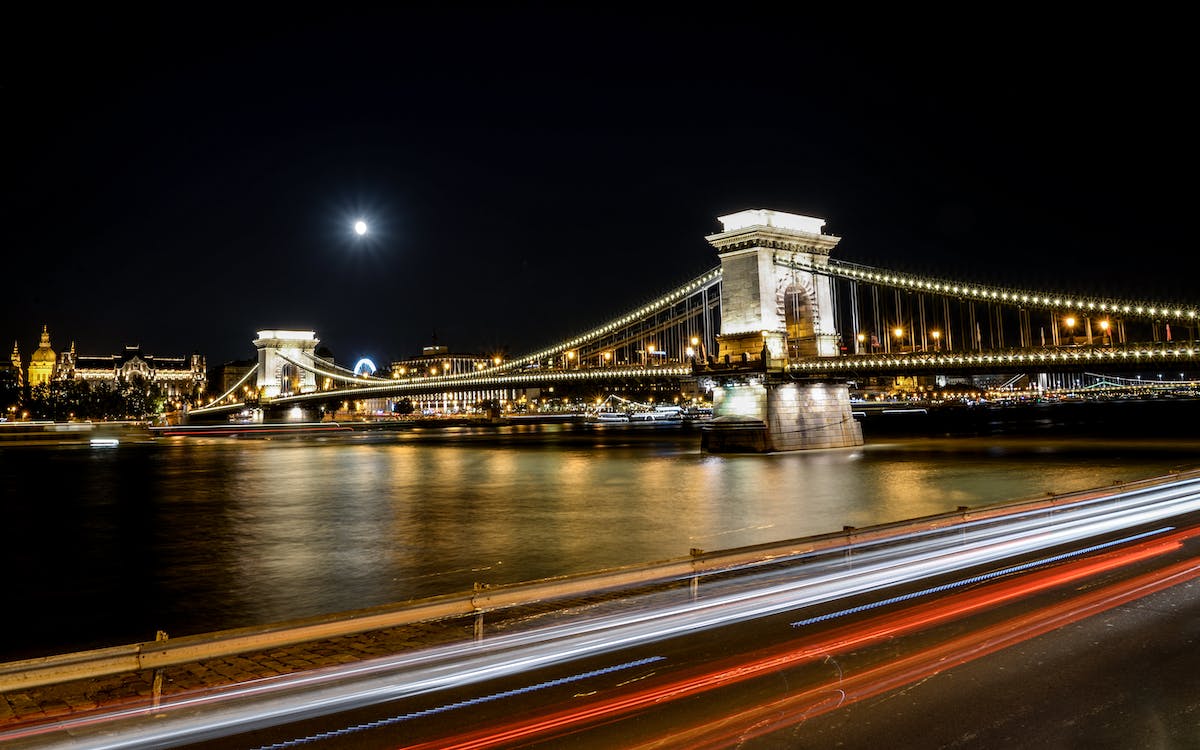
[[5, 9, 1195, 367]]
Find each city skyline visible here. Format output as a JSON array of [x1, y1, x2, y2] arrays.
[[5, 9, 1194, 365]]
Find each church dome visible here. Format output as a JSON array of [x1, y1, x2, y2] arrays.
[[30, 325, 56, 362]]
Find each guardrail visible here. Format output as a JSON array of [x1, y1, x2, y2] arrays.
[[2, 467, 1195, 694]]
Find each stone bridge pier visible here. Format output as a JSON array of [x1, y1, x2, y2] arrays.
[[699, 209, 863, 452]]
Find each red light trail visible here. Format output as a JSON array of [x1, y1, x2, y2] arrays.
[[406, 528, 1198, 749]]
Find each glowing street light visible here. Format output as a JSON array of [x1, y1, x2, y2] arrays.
[[931, 330, 941, 351], [353, 219, 368, 236]]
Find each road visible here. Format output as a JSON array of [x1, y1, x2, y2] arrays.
[[7, 479, 1199, 749]]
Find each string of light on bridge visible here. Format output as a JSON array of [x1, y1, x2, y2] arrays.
[[788, 345, 1199, 373], [274, 366, 694, 404], [501, 268, 723, 370], [816, 259, 1199, 322]]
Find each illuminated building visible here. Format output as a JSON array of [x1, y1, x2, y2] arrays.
[[27, 325, 57, 387], [388, 345, 491, 378], [58, 343, 206, 398], [6, 341, 22, 388], [388, 344, 503, 415]]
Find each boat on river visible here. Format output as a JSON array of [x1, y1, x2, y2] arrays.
[[150, 422, 352, 438], [593, 412, 631, 423]]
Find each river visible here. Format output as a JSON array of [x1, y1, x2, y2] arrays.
[[2, 419, 1198, 662]]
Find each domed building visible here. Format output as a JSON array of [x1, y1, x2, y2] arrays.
[[27, 325, 57, 387]]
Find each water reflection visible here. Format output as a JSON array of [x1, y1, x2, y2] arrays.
[[1, 427, 1197, 659]]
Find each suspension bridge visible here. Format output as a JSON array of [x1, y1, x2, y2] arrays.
[[188, 209, 1199, 451]]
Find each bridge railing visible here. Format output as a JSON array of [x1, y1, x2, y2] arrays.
[[788, 342, 1200, 374]]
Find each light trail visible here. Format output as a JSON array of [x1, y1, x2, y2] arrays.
[[629, 556, 1200, 750], [789, 526, 1172, 627], [250, 657, 665, 750], [397, 528, 1197, 749], [6, 480, 1199, 749]]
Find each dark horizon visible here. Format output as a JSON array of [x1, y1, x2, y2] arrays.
[[5, 9, 1195, 366]]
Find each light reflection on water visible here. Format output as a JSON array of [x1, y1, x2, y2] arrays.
[[1, 426, 1196, 659]]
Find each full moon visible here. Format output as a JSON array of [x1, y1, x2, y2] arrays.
[[353, 220, 368, 236]]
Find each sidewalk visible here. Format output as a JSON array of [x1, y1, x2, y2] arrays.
[[0, 618, 473, 726], [0, 586, 652, 729]]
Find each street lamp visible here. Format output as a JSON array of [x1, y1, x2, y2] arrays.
[[931, 330, 941, 351], [1098, 319, 1110, 346], [857, 332, 866, 354], [893, 327, 905, 352], [1064, 315, 1076, 345]]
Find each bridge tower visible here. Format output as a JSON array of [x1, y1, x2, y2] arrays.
[[700, 209, 863, 452], [253, 330, 320, 398]]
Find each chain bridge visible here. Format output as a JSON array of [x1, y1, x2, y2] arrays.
[[189, 209, 1199, 452]]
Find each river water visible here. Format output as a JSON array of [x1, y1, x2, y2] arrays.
[[3, 421, 1198, 661]]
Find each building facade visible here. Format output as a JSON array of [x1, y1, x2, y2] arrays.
[[57, 344, 207, 399], [386, 345, 504, 415], [389, 345, 493, 378]]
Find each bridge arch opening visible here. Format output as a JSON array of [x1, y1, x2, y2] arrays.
[[782, 282, 818, 359], [278, 363, 301, 396]]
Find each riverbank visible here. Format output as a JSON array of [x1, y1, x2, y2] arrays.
[[4, 397, 1195, 443]]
